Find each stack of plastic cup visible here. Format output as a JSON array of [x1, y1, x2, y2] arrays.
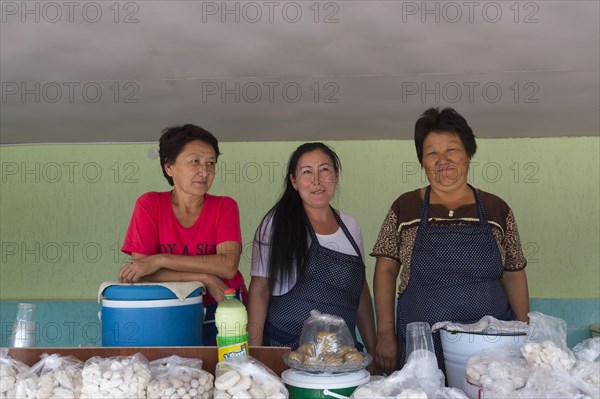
[[405, 321, 435, 360], [9, 303, 37, 347]]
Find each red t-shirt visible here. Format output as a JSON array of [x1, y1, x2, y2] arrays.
[[121, 191, 246, 305]]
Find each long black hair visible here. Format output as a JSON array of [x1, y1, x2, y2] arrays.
[[255, 142, 342, 293]]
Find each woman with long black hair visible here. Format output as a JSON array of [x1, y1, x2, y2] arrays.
[[247, 142, 377, 364]]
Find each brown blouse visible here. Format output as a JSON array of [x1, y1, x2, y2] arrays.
[[370, 188, 527, 295]]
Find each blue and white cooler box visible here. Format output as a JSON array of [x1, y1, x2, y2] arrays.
[[101, 283, 205, 346]]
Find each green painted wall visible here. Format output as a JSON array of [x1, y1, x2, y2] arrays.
[[1, 137, 598, 300]]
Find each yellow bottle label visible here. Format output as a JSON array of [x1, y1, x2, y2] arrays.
[[217, 339, 249, 361]]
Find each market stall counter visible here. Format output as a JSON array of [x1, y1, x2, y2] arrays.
[[6, 346, 291, 376]]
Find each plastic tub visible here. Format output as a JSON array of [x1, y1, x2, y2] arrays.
[[440, 329, 526, 389], [282, 369, 370, 399], [101, 285, 204, 346]]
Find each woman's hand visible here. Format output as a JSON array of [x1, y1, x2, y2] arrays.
[[118, 255, 162, 283], [376, 331, 399, 374], [367, 359, 384, 376], [373, 257, 401, 374], [203, 275, 229, 303]]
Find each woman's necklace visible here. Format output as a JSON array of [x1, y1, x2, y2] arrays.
[[428, 187, 471, 218]]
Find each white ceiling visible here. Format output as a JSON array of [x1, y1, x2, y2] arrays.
[[1, 0, 599, 144]]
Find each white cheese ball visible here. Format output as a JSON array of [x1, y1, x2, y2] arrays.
[[81, 356, 151, 399], [14, 356, 82, 399], [521, 341, 576, 371], [148, 367, 213, 399]]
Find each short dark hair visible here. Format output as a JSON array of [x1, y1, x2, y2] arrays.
[[159, 124, 220, 186], [414, 107, 477, 166]]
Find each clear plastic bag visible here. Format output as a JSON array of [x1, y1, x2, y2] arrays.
[[571, 337, 600, 399], [466, 344, 529, 393], [481, 315, 599, 399], [282, 310, 371, 373], [525, 312, 570, 352], [573, 337, 600, 363], [571, 361, 600, 398], [15, 353, 83, 399], [80, 353, 151, 399], [1, 349, 30, 399], [506, 365, 589, 399], [147, 355, 214, 399], [522, 312, 576, 371], [214, 356, 288, 399], [352, 349, 466, 399], [150, 355, 203, 370]]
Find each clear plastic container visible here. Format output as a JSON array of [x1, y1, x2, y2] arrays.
[[9, 303, 37, 347], [405, 321, 435, 359], [283, 310, 372, 373]]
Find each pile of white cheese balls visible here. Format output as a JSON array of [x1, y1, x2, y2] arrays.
[[0, 350, 30, 399], [213, 364, 287, 399], [14, 354, 83, 399], [147, 360, 213, 399], [80, 354, 151, 399], [520, 340, 576, 371], [466, 338, 598, 397], [466, 354, 529, 392]]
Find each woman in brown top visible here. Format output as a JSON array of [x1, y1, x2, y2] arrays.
[[371, 107, 529, 374]]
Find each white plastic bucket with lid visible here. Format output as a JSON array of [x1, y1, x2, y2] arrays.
[[440, 329, 526, 389], [282, 369, 370, 399]]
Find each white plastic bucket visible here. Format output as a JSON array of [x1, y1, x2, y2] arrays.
[[440, 329, 526, 389]]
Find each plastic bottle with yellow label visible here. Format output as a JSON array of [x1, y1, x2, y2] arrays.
[[215, 288, 249, 361]]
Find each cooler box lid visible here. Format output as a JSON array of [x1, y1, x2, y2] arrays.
[[103, 285, 203, 300]]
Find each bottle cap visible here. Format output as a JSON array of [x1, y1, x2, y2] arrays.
[[224, 288, 236, 295]]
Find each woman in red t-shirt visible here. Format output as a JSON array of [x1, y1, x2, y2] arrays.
[[119, 124, 247, 345]]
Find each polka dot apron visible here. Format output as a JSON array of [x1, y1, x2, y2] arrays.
[[397, 185, 515, 373], [263, 207, 366, 351]]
